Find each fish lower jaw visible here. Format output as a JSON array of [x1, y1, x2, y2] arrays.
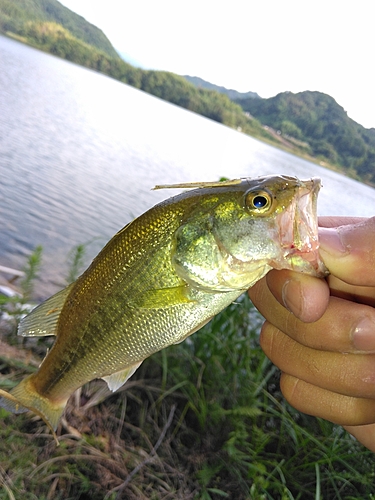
[[269, 247, 328, 277], [288, 252, 328, 276]]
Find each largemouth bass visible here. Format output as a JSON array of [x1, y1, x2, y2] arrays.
[[0, 175, 327, 433]]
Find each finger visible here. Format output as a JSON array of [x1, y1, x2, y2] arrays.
[[260, 321, 375, 399], [319, 217, 375, 286], [327, 274, 375, 307], [343, 424, 375, 453], [319, 216, 367, 228], [249, 272, 329, 324], [266, 269, 330, 322], [251, 277, 375, 353], [280, 374, 375, 426]]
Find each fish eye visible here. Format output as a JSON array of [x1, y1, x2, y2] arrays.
[[253, 195, 268, 208], [245, 189, 273, 214]]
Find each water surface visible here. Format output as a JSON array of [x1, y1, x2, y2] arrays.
[[1, 35, 374, 298]]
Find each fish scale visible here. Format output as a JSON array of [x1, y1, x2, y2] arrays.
[[0, 175, 328, 434]]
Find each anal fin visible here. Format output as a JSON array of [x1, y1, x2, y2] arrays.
[[102, 362, 143, 392]]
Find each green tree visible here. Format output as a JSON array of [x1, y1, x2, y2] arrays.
[[280, 120, 303, 139]]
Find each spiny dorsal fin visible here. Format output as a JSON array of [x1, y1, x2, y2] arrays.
[[18, 283, 74, 337], [102, 362, 143, 392], [152, 179, 242, 190]]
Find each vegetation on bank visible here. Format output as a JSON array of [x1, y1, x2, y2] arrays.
[[1, 247, 375, 499], [235, 91, 375, 184]]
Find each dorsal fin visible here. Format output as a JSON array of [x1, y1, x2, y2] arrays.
[[18, 283, 74, 337], [152, 179, 242, 190]]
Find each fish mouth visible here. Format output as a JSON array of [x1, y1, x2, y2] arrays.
[[273, 178, 328, 277]]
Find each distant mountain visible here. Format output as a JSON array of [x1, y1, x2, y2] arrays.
[[235, 90, 375, 183], [0, 0, 118, 58], [184, 75, 259, 101]]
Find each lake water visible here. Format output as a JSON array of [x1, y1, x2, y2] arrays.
[[1, 34, 375, 299]]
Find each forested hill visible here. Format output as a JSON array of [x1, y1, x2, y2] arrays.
[[0, 0, 118, 57], [235, 91, 375, 184]]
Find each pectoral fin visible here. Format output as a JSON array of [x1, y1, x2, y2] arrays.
[[102, 362, 143, 391], [129, 285, 195, 309], [18, 283, 74, 337]]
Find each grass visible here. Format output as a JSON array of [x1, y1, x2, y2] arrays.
[[1, 248, 375, 499]]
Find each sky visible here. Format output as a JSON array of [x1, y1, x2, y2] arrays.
[[59, 0, 375, 129]]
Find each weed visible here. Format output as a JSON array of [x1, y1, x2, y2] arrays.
[[66, 244, 86, 285], [1, 254, 375, 499], [20, 245, 43, 302]]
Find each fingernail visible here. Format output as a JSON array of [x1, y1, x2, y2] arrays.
[[353, 317, 375, 352], [319, 227, 348, 255], [282, 279, 302, 317]]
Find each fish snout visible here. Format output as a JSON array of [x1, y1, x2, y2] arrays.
[[278, 179, 328, 277]]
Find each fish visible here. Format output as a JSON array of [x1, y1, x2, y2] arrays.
[[0, 175, 328, 434]]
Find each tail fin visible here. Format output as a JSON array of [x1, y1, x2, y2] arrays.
[[0, 375, 67, 437]]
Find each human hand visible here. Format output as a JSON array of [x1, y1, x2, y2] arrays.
[[249, 216, 375, 452]]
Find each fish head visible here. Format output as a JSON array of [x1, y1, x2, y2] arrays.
[[172, 175, 328, 292]]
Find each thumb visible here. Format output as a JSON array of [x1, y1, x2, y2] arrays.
[[319, 217, 375, 286]]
